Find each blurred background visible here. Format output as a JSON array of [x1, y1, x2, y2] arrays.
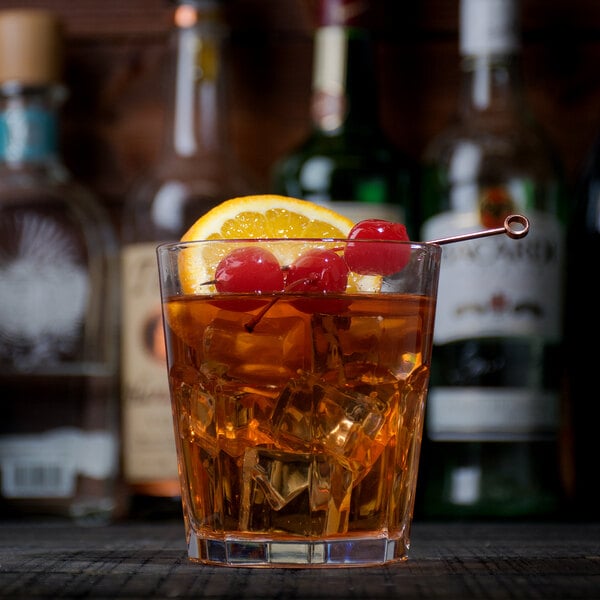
[[0, 0, 595, 233], [1, 0, 597, 522]]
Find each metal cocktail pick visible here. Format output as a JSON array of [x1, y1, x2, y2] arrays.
[[427, 214, 530, 245]]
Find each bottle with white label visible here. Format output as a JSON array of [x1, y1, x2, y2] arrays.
[[120, 0, 254, 518], [270, 0, 414, 229], [415, 0, 569, 518], [0, 9, 121, 521]]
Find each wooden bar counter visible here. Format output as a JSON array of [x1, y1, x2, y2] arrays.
[[1, 519, 598, 599]]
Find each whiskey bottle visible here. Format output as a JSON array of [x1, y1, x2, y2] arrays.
[[271, 0, 413, 228], [0, 9, 121, 522], [120, 0, 254, 518], [416, 0, 568, 518]]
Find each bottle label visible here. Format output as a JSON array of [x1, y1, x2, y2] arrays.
[[422, 208, 564, 344], [0, 428, 117, 498], [427, 387, 559, 441], [422, 200, 564, 441], [460, 0, 519, 56], [313, 26, 348, 131], [121, 243, 179, 483], [0, 212, 89, 368], [448, 466, 481, 505], [0, 106, 57, 162]]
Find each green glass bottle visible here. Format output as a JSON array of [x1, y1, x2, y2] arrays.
[[416, 0, 569, 519], [271, 0, 414, 228]]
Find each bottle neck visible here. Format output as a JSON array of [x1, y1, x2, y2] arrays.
[[164, 2, 230, 160], [310, 24, 379, 135], [458, 53, 525, 124], [457, 0, 524, 125], [0, 84, 63, 165]]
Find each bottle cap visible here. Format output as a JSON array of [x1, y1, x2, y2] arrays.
[[460, 0, 520, 56], [0, 9, 64, 86]]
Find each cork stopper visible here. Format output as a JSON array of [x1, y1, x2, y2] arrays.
[[0, 9, 64, 86]]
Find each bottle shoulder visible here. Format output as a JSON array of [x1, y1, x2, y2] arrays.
[[121, 165, 257, 243], [0, 162, 116, 234], [423, 117, 562, 179], [418, 115, 568, 226], [273, 129, 412, 180], [283, 126, 402, 156]]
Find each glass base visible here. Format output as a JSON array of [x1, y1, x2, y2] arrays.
[[187, 534, 410, 567]]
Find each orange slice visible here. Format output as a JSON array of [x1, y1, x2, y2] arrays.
[[176, 194, 384, 296], [178, 195, 357, 293], [181, 194, 354, 242]]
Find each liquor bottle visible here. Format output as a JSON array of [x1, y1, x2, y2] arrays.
[[416, 0, 568, 518], [271, 0, 414, 228], [566, 133, 600, 518], [120, 0, 254, 518], [0, 9, 121, 521]]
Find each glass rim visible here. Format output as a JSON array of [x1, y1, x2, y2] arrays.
[[156, 237, 442, 252]]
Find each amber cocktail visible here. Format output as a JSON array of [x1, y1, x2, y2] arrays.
[[157, 236, 441, 567]]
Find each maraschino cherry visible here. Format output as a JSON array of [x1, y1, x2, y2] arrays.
[[344, 219, 411, 276], [285, 248, 349, 293], [211, 218, 411, 296], [214, 246, 284, 293]]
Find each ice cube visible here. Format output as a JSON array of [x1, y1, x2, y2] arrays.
[[271, 376, 314, 451], [271, 372, 390, 477], [310, 455, 353, 534], [169, 364, 217, 455], [333, 313, 424, 380], [240, 448, 353, 536], [241, 448, 310, 517], [213, 381, 278, 457], [203, 315, 307, 386], [310, 314, 345, 374], [313, 381, 389, 474]]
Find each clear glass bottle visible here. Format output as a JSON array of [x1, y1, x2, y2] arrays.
[[416, 0, 568, 519], [120, 0, 254, 518], [0, 9, 121, 522], [271, 0, 414, 228]]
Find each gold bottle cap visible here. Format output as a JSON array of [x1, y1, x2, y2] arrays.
[[0, 9, 64, 86]]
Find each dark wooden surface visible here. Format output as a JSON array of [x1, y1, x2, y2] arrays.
[[0, 520, 599, 599]]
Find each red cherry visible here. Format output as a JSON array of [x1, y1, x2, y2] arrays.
[[344, 219, 411, 275], [214, 247, 284, 293], [286, 249, 350, 314], [285, 248, 349, 293]]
